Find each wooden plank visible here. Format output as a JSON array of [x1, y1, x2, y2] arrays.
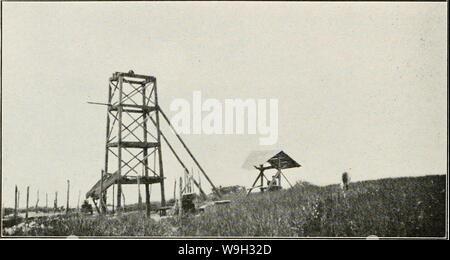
[[255, 165, 276, 171], [260, 171, 264, 193], [214, 200, 231, 205], [119, 108, 149, 114], [154, 78, 166, 214], [123, 79, 146, 85], [86, 174, 162, 199], [107, 141, 158, 149], [112, 72, 155, 81], [120, 176, 162, 185], [142, 83, 151, 217], [109, 104, 156, 113], [92, 198, 100, 214], [88, 102, 155, 113], [101, 81, 113, 214], [117, 75, 123, 212]]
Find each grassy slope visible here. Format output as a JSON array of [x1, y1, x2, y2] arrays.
[[181, 175, 446, 237], [3, 175, 446, 237]]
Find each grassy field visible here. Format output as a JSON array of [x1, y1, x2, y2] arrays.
[[2, 174, 446, 237], [181, 175, 446, 237]]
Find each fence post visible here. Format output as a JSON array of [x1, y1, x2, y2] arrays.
[[122, 192, 126, 211], [54, 191, 58, 213], [35, 190, 40, 213], [25, 186, 29, 221], [14, 185, 18, 222], [137, 175, 142, 211], [179, 177, 183, 221], [66, 180, 70, 214], [45, 193, 48, 213], [173, 179, 177, 201], [77, 190, 81, 212], [112, 183, 115, 214], [1, 203, 4, 222]]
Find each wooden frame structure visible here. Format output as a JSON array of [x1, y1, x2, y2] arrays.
[[86, 71, 221, 216], [244, 150, 301, 195]]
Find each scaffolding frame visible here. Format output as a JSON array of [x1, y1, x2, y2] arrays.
[[86, 71, 221, 217]]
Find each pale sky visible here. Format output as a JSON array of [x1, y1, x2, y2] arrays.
[[1, 2, 447, 208]]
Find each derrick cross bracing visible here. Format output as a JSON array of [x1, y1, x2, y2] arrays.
[[86, 71, 221, 216]]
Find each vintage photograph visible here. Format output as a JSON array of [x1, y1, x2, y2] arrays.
[[1, 1, 447, 239]]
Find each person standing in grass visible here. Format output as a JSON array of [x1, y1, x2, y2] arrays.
[[342, 172, 350, 191]]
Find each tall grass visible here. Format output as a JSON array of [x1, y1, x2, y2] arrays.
[[5, 212, 177, 237], [3, 175, 446, 237], [179, 175, 446, 237]]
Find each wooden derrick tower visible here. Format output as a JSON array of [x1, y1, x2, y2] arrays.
[[86, 71, 221, 216]]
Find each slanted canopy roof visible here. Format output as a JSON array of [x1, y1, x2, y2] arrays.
[[242, 150, 301, 170]]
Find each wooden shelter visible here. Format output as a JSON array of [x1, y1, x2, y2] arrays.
[[243, 150, 301, 195]]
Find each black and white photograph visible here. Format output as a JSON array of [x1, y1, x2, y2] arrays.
[[0, 1, 448, 240]]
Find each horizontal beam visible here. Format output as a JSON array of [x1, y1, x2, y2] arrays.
[[120, 176, 163, 185], [117, 108, 149, 114], [107, 141, 159, 149], [88, 102, 156, 113], [254, 165, 276, 171], [109, 104, 156, 113], [122, 79, 148, 85], [110, 72, 156, 82]]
